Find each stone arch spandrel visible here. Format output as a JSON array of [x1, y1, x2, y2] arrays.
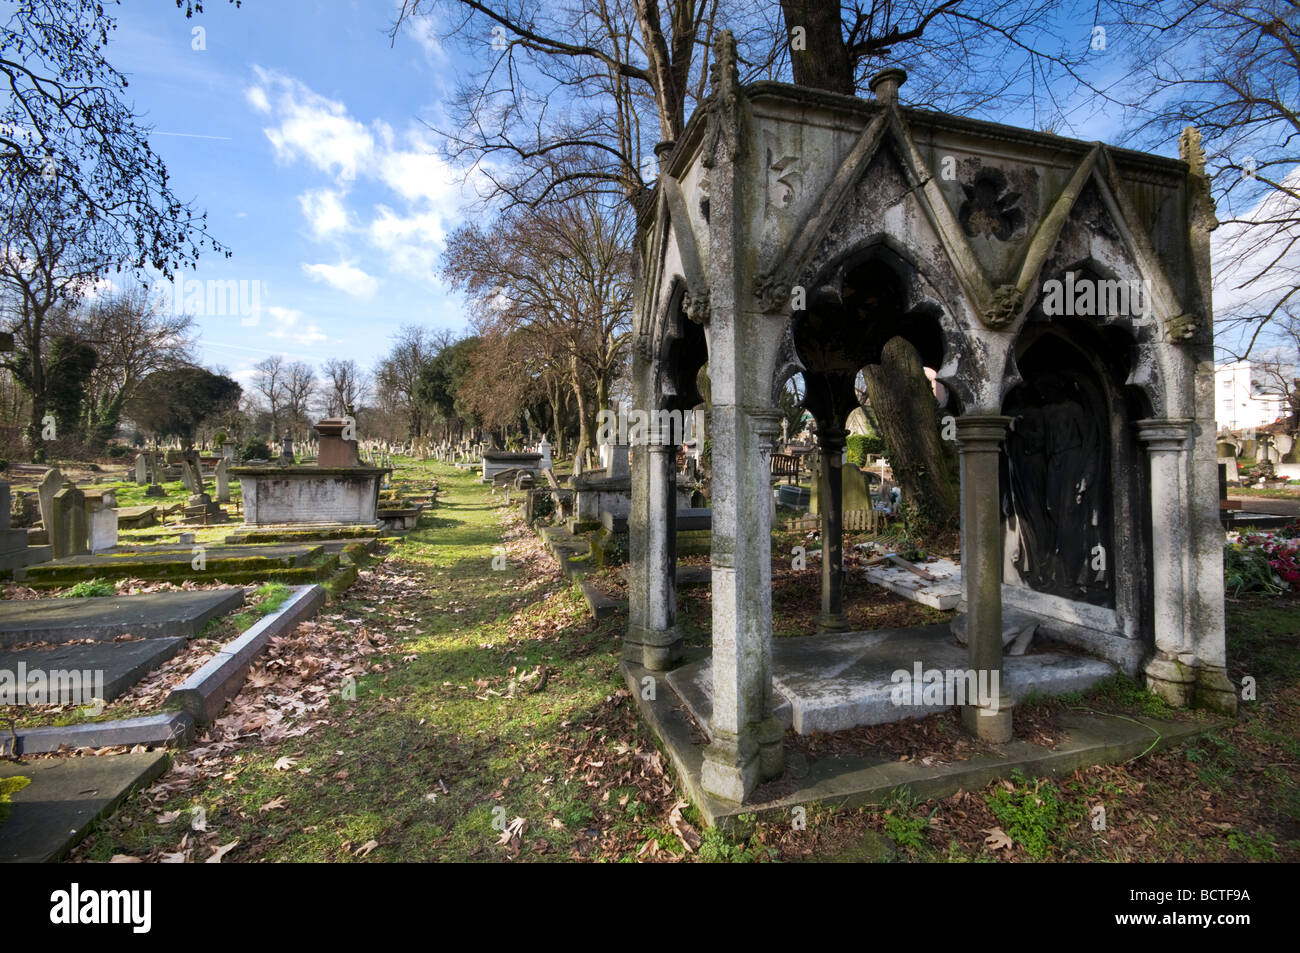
[[1018, 179, 1189, 417], [789, 228, 1005, 412]]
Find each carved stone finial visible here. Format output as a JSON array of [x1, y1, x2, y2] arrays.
[[868, 68, 907, 107], [702, 31, 741, 170], [1179, 126, 1206, 177], [983, 284, 1024, 330]]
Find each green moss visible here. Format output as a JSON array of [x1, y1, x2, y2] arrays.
[[60, 578, 115, 598], [0, 775, 32, 827]]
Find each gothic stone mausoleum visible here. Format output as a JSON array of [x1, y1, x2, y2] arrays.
[[623, 33, 1236, 808]]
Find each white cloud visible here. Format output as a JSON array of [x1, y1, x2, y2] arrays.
[[298, 188, 349, 238], [302, 261, 379, 299], [251, 66, 376, 183], [245, 85, 271, 114], [267, 305, 329, 347]]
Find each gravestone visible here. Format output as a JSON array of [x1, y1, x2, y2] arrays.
[[144, 483, 166, 498], [36, 468, 62, 532], [180, 462, 197, 494], [538, 436, 553, 470], [215, 457, 230, 502], [134, 453, 148, 485], [279, 434, 294, 465], [85, 490, 118, 553], [51, 482, 88, 558], [0, 482, 32, 570]]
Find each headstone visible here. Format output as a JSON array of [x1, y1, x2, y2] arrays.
[[0, 482, 32, 570], [85, 490, 118, 554], [605, 444, 630, 479], [315, 418, 361, 467], [37, 468, 62, 532], [538, 436, 553, 470], [180, 462, 197, 494], [51, 482, 88, 558], [134, 454, 148, 485], [280, 434, 294, 464], [215, 457, 230, 502], [144, 484, 166, 498], [222, 443, 235, 461]]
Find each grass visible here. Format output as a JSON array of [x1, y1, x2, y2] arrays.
[[60, 578, 115, 598]]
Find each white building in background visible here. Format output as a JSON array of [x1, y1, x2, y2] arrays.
[[1214, 361, 1290, 431]]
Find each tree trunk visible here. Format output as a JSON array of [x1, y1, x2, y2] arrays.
[[860, 337, 959, 535], [780, 0, 854, 94]]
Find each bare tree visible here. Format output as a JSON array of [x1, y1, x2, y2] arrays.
[[322, 358, 369, 417], [251, 355, 288, 438], [71, 284, 196, 448], [442, 192, 633, 458], [281, 361, 318, 440], [1106, 1, 1300, 358], [374, 325, 437, 438]]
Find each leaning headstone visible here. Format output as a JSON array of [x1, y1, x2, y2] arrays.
[[85, 490, 118, 554], [134, 453, 148, 485], [215, 457, 230, 503], [37, 468, 63, 532], [51, 482, 88, 558], [180, 462, 197, 494]]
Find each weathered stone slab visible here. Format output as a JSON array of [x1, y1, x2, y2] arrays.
[[666, 624, 1115, 737], [232, 467, 385, 526], [18, 542, 323, 587], [0, 588, 243, 647], [864, 556, 963, 610], [166, 584, 326, 724], [117, 505, 158, 529], [12, 711, 193, 755], [0, 636, 186, 703], [0, 750, 169, 862]]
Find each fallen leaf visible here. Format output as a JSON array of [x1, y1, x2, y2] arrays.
[[205, 840, 239, 864], [109, 854, 143, 863], [984, 828, 1014, 851], [259, 796, 287, 813], [355, 839, 379, 858], [155, 810, 182, 825], [273, 756, 297, 771]]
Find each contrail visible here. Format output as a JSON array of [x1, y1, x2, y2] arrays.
[[153, 132, 233, 140]]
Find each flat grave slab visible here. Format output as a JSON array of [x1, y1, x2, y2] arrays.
[[0, 636, 187, 703], [0, 589, 243, 647], [0, 750, 168, 862], [863, 556, 963, 610], [18, 542, 323, 587], [669, 624, 1115, 736]]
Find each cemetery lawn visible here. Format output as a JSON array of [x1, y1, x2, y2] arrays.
[[68, 459, 1300, 863]]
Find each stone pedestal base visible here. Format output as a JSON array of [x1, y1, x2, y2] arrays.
[[623, 623, 683, 672], [1144, 652, 1196, 707], [816, 611, 849, 634], [961, 690, 1014, 743], [701, 729, 759, 804], [1194, 664, 1239, 716], [700, 715, 785, 802]]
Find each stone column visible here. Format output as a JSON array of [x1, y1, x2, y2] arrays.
[[816, 426, 849, 632], [956, 415, 1014, 742], [626, 434, 682, 671], [1137, 418, 1197, 706], [702, 407, 785, 802]]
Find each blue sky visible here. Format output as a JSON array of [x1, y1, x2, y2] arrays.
[[107, 0, 474, 387]]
